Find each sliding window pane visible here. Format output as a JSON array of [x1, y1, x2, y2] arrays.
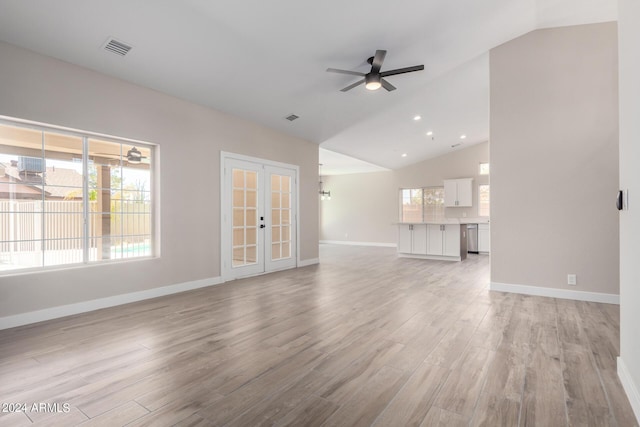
[[42, 186, 84, 205], [44, 132, 83, 198], [424, 187, 445, 221], [43, 213, 83, 241], [0, 239, 43, 271], [88, 237, 123, 261], [43, 238, 83, 266], [121, 213, 151, 237], [88, 139, 122, 191], [401, 188, 423, 222]]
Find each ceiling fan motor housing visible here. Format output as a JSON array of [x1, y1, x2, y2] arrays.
[[365, 72, 381, 90]]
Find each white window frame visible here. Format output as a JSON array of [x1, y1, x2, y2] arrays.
[[0, 115, 158, 275]]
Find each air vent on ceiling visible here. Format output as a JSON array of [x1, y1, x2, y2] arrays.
[[103, 38, 133, 56], [285, 114, 299, 122]]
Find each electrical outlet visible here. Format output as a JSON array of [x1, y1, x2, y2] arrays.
[[567, 274, 577, 286]]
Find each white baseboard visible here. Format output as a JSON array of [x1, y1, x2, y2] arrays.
[[618, 357, 640, 424], [490, 282, 619, 305], [0, 276, 223, 330], [298, 258, 319, 267], [320, 240, 397, 248]]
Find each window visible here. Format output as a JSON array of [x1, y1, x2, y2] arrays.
[[479, 184, 490, 217], [479, 162, 490, 175], [0, 119, 154, 273], [400, 187, 444, 222], [400, 188, 423, 222]]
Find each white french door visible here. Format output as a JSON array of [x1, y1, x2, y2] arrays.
[[222, 154, 297, 280]]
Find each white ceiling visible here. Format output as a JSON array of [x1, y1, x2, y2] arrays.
[[0, 0, 616, 173]]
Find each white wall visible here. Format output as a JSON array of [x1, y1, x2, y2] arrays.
[[0, 41, 319, 320], [320, 142, 489, 245], [490, 22, 619, 296], [618, 0, 640, 421]]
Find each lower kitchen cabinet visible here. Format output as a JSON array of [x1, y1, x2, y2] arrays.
[[427, 224, 461, 256], [398, 223, 465, 261], [478, 223, 490, 253], [398, 224, 427, 255]]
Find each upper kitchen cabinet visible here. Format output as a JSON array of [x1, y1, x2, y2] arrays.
[[444, 178, 473, 207]]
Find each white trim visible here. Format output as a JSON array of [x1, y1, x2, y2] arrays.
[[490, 282, 619, 305], [618, 357, 640, 424], [298, 258, 319, 267], [320, 240, 397, 248], [0, 276, 223, 330]]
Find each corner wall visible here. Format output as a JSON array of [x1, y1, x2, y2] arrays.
[[490, 22, 619, 296], [0, 41, 319, 321], [618, 0, 640, 421]]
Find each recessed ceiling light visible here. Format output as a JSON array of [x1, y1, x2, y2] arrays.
[[460, 134, 467, 139], [413, 115, 421, 121], [401, 153, 407, 157], [426, 131, 433, 136]]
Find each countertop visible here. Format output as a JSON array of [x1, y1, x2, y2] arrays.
[[397, 217, 489, 225]]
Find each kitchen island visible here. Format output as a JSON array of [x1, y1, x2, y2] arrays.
[[397, 221, 468, 261]]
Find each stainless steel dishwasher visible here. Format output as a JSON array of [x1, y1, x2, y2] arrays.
[[467, 224, 478, 253]]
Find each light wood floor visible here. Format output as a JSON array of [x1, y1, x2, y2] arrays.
[[0, 245, 637, 426]]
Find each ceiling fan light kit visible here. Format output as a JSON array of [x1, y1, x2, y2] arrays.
[[126, 147, 143, 164], [327, 49, 424, 92], [365, 73, 381, 90]]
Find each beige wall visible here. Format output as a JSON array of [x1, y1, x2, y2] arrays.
[[0, 41, 319, 318], [490, 22, 619, 294], [320, 171, 398, 244], [618, 0, 640, 420], [320, 141, 489, 245]]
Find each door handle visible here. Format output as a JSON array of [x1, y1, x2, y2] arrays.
[[260, 224, 265, 229]]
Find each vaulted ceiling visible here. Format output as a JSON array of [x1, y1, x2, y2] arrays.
[[0, 0, 616, 173]]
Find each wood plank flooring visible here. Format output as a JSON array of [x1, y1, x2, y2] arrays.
[[0, 245, 637, 426]]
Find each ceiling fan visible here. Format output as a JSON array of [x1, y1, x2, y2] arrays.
[[90, 147, 149, 165], [327, 50, 424, 92], [126, 147, 147, 164]]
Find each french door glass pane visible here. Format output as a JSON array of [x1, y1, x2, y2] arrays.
[[232, 168, 258, 267], [271, 174, 291, 261]]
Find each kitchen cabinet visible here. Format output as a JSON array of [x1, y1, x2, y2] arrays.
[[398, 224, 427, 255], [478, 223, 490, 253], [444, 178, 473, 207], [398, 223, 466, 261], [427, 224, 462, 256]]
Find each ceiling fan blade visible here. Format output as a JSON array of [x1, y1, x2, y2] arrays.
[[381, 79, 396, 92], [326, 68, 365, 77], [380, 64, 424, 77], [340, 79, 365, 92], [371, 50, 387, 74]]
